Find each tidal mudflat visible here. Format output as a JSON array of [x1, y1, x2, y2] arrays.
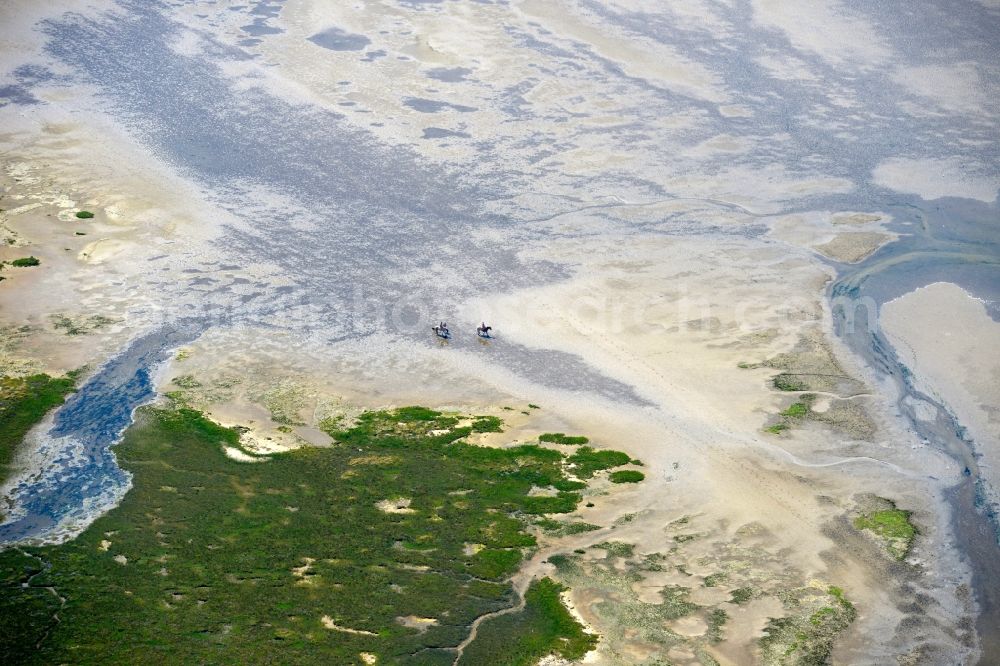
[[1, 0, 998, 664]]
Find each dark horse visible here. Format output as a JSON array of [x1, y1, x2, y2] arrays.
[[476, 322, 492, 338], [432, 322, 451, 339]]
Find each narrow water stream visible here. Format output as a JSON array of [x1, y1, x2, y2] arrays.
[[831, 198, 1000, 663], [0, 325, 197, 544]]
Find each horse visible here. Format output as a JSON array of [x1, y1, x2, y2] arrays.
[[476, 323, 493, 338]]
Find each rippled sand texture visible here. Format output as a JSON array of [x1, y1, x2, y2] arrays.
[[1, 0, 998, 663]]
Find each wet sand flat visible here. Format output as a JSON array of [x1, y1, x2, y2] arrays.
[[881, 282, 1000, 513]]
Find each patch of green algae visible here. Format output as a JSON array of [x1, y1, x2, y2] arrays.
[[854, 502, 917, 561], [0, 405, 629, 665], [759, 585, 857, 665]]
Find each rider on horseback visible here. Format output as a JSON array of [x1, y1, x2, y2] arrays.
[[433, 321, 450, 338]]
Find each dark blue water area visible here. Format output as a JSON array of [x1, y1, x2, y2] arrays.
[[422, 127, 470, 139], [403, 97, 478, 113], [308, 26, 370, 51], [426, 66, 472, 82], [824, 194, 1000, 320], [242, 19, 283, 37], [0, 325, 198, 544], [0, 84, 40, 107], [863, 255, 1000, 321], [0, 64, 61, 107]]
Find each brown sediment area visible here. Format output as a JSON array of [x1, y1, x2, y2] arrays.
[[813, 231, 893, 263]]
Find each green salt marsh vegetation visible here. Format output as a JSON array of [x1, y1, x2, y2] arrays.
[[0, 404, 636, 664], [609, 470, 645, 484], [456, 578, 596, 666], [50, 314, 116, 336], [1, 256, 41, 269], [854, 500, 917, 560], [781, 400, 812, 418], [0, 372, 78, 488], [533, 518, 601, 537], [566, 446, 632, 478], [470, 416, 503, 433], [773, 374, 809, 392], [759, 586, 856, 665], [764, 392, 875, 440], [538, 433, 589, 445]]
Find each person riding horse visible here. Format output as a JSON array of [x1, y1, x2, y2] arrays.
[[477, 322, 492, 338]]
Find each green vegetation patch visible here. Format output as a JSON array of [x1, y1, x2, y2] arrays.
[[0, 373, 77, 487], [394, 405, 441, 421], [258, 382, 312, 426], [1, 405, 630, 664], [549, 553, 700, 650], [538, 432, 589, 445], [811, 400, 877, 440], [75, 210, 95, 219], [854, 504, 917, 560], [703, 572, 727, 588], [759, 586, 856, 666], [457, 578, 596, 665], [10, 256, 40, 267], [595, 541, 635, 558], [767, 394, 817, 435], [535, 519, 601, 537], [773, 373, 807, 392], [707, 608, 728, 643], [51, 314, 116, 336], [759, 333, 867, 396], [609, 469, 645, 484], [171, 374, 202, 389], [471, 416, 504, 433], [546, 513, 858, 664], [566, 446, 631, 478], [659, 585, 699, 619], [781, 402, 810, 418]]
